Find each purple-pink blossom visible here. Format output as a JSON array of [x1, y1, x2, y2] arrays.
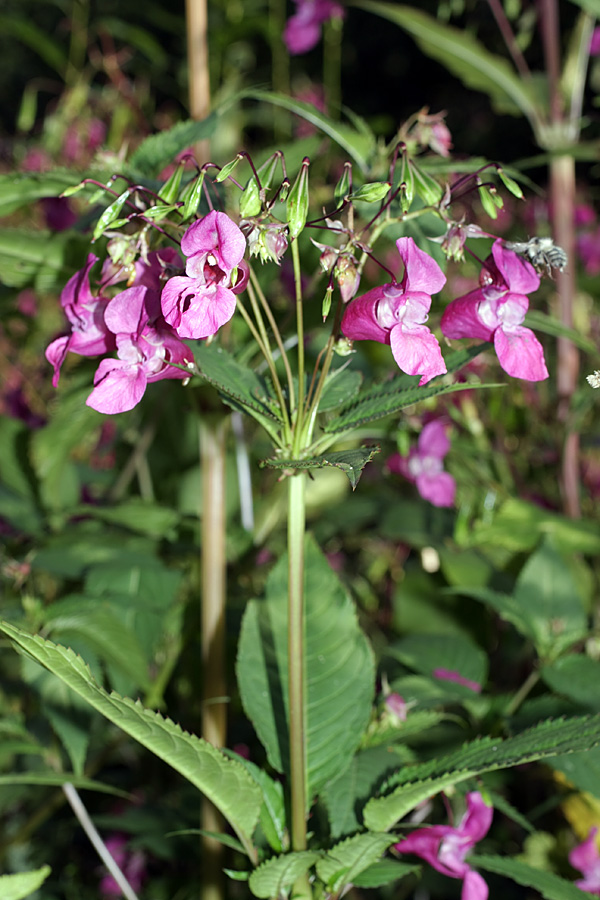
[[570, 827, 600, 894], [45, 254, 116, 387], [341, 237, 447, 385], [161, 210, 247, 339], [100, 834, 147, 898], [395, 792, 492, 900], [590, 27, 600, 56], [440, 240, 547, 381], [387, 420, 456, 507], [86, 285, 192, 415], [284, 0, 345, 54]]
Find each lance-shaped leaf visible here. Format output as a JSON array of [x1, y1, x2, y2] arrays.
[[363, 714, 600, 831], [260, 446, 380, 489], [242, 90, 375, 172], [237, 536, 376, 802], [0, 621, 262, 857], [0, 865, 52, 900], [356, 2, 540, 126], [353, 858, 420, 888], [473, 854, 594, 900], [324, 346, 492, 435], [194, 343, 283, 425], [248, 851, 320, 899], [127, 116, 216, 178], [0, 171, 95, 217], [316, 833, 397, 893]]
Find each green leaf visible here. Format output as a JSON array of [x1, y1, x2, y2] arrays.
[[473, 854, 593, 899], [0, 774, 127, 796], [524, 310, 598, 353], [0, 228, 89, 293], [41, 597, 152, 691], [0, 171, 91, 217], [260, 446, 380, 489], [70, 499, 180, 540], [194, 343, 282, 426], [542, 656, 600, 709], [0, 865, 52, 900], [0, 621, 262, 856], [237, 536, 375, 801], [127, 117, 216, 177], [353, 858, 420, 888], [324, 345, 494, 434], [356, 2, 540, 123], [0, 13, 67, 75], [364, 714, 600, 831], [242, 90, 376, 172], [316, 833, 396, 892], [388, 633, 488, 695], [468, 497, 600, 555], [318, 368, 363, 412], [225, 755, 287, 853], [248, 852, 320, 899], [549, 745, 600, 797], [566, 0, 600, 15], [323, 746, 404, 838]]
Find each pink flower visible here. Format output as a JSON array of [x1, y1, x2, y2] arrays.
[[161, 210, 246, 339], [570, 827, 600, 894], [385, 693, 408, 722], [395, 792, 493, 900], [387, 420, 455, 507], [86, 285, 192, 414], [341, 237, 447, 385], [577, 227, 600, 275], [433, 668, 482, 693], [590, 27, 600, 56], [45, 254, 116, 387], [440, 240, 547, 381], [284, 0, 345, 54]]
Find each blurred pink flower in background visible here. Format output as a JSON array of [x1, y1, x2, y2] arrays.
[[284, 0, 345, 54], [387, 420, 456, 507], [569, 827, 600, 894], [100, 834, 147, 898], [433, 668, 482, 693], [590, 27, 600, 56]]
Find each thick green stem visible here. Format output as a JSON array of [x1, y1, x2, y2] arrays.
[[288, 472, 307, 853], [199, 416, 228, 900]]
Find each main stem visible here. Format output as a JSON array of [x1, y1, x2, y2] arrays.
[[199, 417, 228, 900], [288, 472, 307, 854]]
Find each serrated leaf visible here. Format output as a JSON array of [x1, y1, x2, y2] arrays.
[[226, 754, 287, 853], [0, 621, 262, 855], [194, 343, 282, 425], [318, 368, 363, 412], [353, 858, 420, 888], [550, 745, 600, 797], [248, 851, 320, 899], [127, 117, 216, 177], [364, 714, 600, 831], [242, 90, 375, 172], [261, 446, 380, 489], [0, 865, 52, 900], [237, 536, 375, 802], [356, 2, 539, 123], [316, 833, 396, 892], [473, 854, 593, 899], [323, 746, 403, 838]]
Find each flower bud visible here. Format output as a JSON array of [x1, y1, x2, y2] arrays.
[[286, 157, 310, 239], [334, 254, 360, 303]]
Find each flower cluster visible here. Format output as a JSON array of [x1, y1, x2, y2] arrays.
[[46, 211, 247, 414]]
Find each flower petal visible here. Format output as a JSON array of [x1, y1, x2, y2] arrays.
[[181, 210, 246, 276], [105, 286, 155, 335], [341, 287, 389, 343], [45, 335, 70, 387], [389, 323, 447, 384], [396, 237, 446, 295], [462, 869, 489, 900], [441, 290, 494, 341], [460, 793, 494, 843], [86, 359, 147, 414], [61, 253, 98, 310], [418, 420, 450, 460], [161, 277, 237, 339], [494, 325, 549, 381], [491, 240, 540, 295], [416, 470, 456, 507]]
